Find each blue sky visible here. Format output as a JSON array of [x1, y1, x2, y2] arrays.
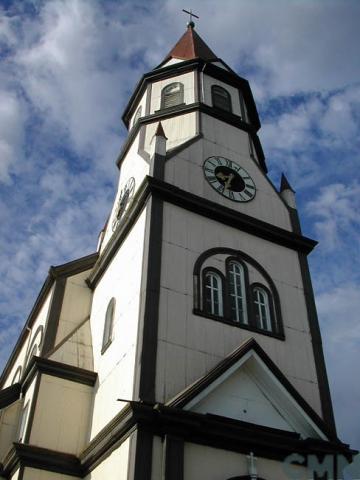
[[0, 0, 359, 452]]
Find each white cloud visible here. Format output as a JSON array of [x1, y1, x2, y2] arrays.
[[306, 182, 360, 251], [0, 89, 26, 182]]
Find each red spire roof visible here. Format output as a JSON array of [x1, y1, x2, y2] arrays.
[[161, 25, 217, 65]]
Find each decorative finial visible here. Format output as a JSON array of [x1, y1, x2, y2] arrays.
[[182, 8, 199, 28]]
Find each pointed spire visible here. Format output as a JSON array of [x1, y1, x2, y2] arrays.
[[155, 122, 167, 139], [280, 173, 295, 193], [280, 173, 297, 209], [160, 25, 217, 65]]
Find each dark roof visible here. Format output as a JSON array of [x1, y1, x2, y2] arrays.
[[160, 25, 217, 66], [167, 337, 337, 441]]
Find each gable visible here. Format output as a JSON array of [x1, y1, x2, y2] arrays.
[[188, 365, 294, 433], [175, 343, 329, 441]]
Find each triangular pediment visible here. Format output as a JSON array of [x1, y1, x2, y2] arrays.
[[168, 339, 331, 441]]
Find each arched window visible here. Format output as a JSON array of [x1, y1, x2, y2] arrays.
[[194, 249, 284, 339], [102, 298, 115, 353], [204, 270, 223, 317], [227, 261, 247, 324], [253, 286, 272, 332], [133, 105, 142, 126], [212, 85, 232, 112], [161, 82, 184, 109]]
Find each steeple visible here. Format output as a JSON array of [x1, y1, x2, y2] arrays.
[[159, 24, 217, 66]]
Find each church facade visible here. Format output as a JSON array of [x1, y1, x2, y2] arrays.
[[0, 23, 354, 480]]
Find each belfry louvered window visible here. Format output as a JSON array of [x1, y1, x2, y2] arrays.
[[161, 82, 184, 109], [212, 85, 232, 112]]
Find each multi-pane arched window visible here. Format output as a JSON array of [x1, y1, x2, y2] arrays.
[[228, 261, 247, 324], [161, 82, 184, 109], [204, 270, 223, 317], [102, 297, 115, 353], [211, 85, 232, 112], [253, 287, 272, 332], [194, 249, 284, 339]]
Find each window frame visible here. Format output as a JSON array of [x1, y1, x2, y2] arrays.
[[102, 297, 116, 354], [226, 257, 250, 325], [202, 267, 225, 318], [211, 85, 233, 113], [251, 283, 277, 333], [161, 82, 185, 110], [193, 248, 284, 340]]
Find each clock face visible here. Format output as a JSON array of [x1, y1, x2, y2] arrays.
[[112, 177, 135, 231], [203, 156, 256, 202]]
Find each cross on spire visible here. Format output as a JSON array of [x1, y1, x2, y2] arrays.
[[182, 8, 199, 28]]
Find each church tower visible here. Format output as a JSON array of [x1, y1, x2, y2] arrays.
[[0, 21, 354, 480]]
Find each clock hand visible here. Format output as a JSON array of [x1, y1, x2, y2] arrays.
[[224, 173, 235, 189]]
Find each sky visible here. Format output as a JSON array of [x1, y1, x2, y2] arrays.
[[0, 0, 359, 455]]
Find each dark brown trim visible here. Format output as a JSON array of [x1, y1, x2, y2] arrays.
[[0, 253, 97, 388], [167, 337, 335, 441], [22, 356, 97, 393], [164, 435, 184, 480], [50, 253, 98, 279], [2, 400, 350, 479], [2, 443, 81, 478], [122, 60, 201, 126], [202, 62, 261, 130], [40, 277, 66, 356], [122, 59, 261, 132], [89, 176, 316, 293], [0, 382, 21, 409], [287, 204, 336, 435], [87, 178, 151, 288], [195, 248, 284, 338], [298, 251, 337, 435], [149, 177, 317, 254], [136, 195, 164, 402], [118, 101, 266, 172], [129, 428, 153, 480], [192, 309, 285, 340]]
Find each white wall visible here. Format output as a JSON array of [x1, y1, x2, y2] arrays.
[[164, 118, 292, 231], [101, 135, 149, 252], [130, 91, 147, 129], [144, 112, 197, 153], [155, 202, 321, 416], [0, 399, 22, 460], [30, 374, 92, 455], [85, 437, 130, 480], [202, 73, 242, 117], [55, 271, 93, 345], [89, 209, 147, 438], [22, 468, 80, 480], [2, 287, 54, 388], [150, 72, 195, 113], [184, 442, 310, 480]]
